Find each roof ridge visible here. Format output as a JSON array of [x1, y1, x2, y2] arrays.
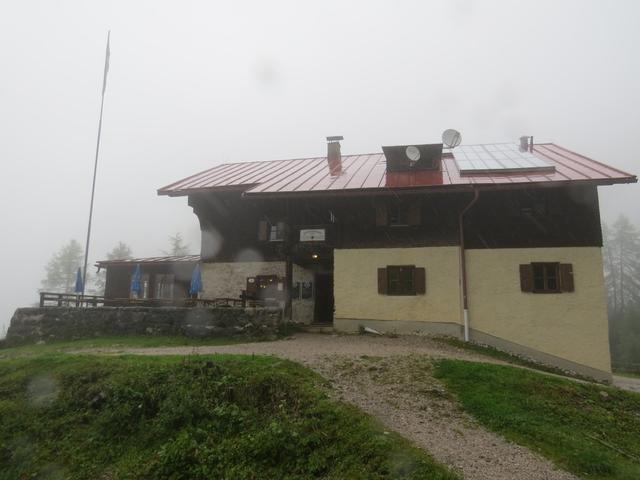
[[222, 152, 384, 165]]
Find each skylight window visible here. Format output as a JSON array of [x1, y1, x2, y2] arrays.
[[454, 143, 555, 175]]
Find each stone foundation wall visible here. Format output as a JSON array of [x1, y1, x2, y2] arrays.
[[5, 307, 283, 346]]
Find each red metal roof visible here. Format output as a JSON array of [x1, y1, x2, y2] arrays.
[[157, 143, 636, 198], [96, 255, 200, 267]]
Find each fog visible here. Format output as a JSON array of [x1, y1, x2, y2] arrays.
[[1, 0, 639, 334]]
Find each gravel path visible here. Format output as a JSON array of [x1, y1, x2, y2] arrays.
[[78, 333, 578, 480], [613, 374, 640, 393]]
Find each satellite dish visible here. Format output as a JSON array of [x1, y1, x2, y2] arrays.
[[405, 145, 421, 162], [442, 129, 462, 148]]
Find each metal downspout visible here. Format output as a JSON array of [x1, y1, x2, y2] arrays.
[[459, 187, 479, 341], [285, 199, 293, 325]]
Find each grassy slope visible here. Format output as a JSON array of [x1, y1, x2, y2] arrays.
[[0, 354, 458, 480], [435, 360, 640, 480], [0, 335, 257, 359], [433, 336, 594, 381]]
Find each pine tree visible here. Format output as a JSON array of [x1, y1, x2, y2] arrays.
[[163, 233, 191, 256], [603, 215, 640, 370], [602, 223, 617, 312], [605, 215, 640, 314], [93, 242, 133, 295], [41, 240, 85, 293], [109, 241, 134, 261]]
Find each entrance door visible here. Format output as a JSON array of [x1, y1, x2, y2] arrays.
[[313, 272, 334, 325]]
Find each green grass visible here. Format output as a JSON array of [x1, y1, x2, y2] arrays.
[[0, 353, 458, 480], [0, 335, 258, 359], [433, 336, 594, 381], [435, 360, 640, 479]]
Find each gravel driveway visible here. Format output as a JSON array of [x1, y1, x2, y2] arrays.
[[78, 333, 580, 480]]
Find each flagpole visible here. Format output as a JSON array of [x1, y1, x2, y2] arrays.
[[81, 31, 111, 297]]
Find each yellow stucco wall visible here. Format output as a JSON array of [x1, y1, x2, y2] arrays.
[[333, 247, 462, 324], [466, 247, 611, 373]]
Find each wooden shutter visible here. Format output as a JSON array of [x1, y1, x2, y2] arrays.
[[413, 267, 426, 294], [377, 268, 388, 294], [559, 263, 574, 292], [375, 205, 388, 226], [258, 220, 268, 241], [519, 264, 534, 292], [408, 203, 421, 226]]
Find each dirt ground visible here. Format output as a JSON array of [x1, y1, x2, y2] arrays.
[[77, 333, 587, 480]]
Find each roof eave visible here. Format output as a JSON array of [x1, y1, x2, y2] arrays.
[[95, 255, 201, 267], [239, 177, 637, 199], [157, 184, 258, 197]]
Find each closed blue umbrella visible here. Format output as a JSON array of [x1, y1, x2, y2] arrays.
[[74, 267, 84, 294], [131, 264, 143, 297], [189, 264, 203, 297]]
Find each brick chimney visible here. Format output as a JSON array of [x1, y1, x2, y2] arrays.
[[326, 136, 343, 176]]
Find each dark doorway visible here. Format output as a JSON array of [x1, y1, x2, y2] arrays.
[[313, 272, 334, 325]]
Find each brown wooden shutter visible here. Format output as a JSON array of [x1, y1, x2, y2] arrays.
[[408, 203, 421, 226], [414, 267, 426, 294], [377, 268, 388, 294], [375, 205, 388, 226], [258, 220, 268, 241], [519, 264, 534, 292], [559, 263, 574, 292]]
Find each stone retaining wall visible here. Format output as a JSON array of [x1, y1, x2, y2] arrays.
[[5, 306, 283, 346]]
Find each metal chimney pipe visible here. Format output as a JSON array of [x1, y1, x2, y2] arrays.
[[326, 136, 343, 176]]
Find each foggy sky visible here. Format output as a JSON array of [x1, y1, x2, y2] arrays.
[[1, 0, 639, 334]]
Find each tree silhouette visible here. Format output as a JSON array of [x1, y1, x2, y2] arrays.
[[603, 215, 640, 314], [41, 240, 84, 293], [603, 215, 640, 371], [163, 233, 191, 256]]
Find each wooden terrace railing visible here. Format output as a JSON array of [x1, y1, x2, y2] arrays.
[[38, 292, 269, 309], [39, 292, 106, 308]]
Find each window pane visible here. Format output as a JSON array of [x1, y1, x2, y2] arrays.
[[155, 274, 175, 299], [142, 277, 149, 299], [399, 268, 413, 289], [534, 277, 545, 291], [544, 263, 557, 278], [531, 262, 559, 292], [387, 266, 415, 295], [533, 264, 544, 278]]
